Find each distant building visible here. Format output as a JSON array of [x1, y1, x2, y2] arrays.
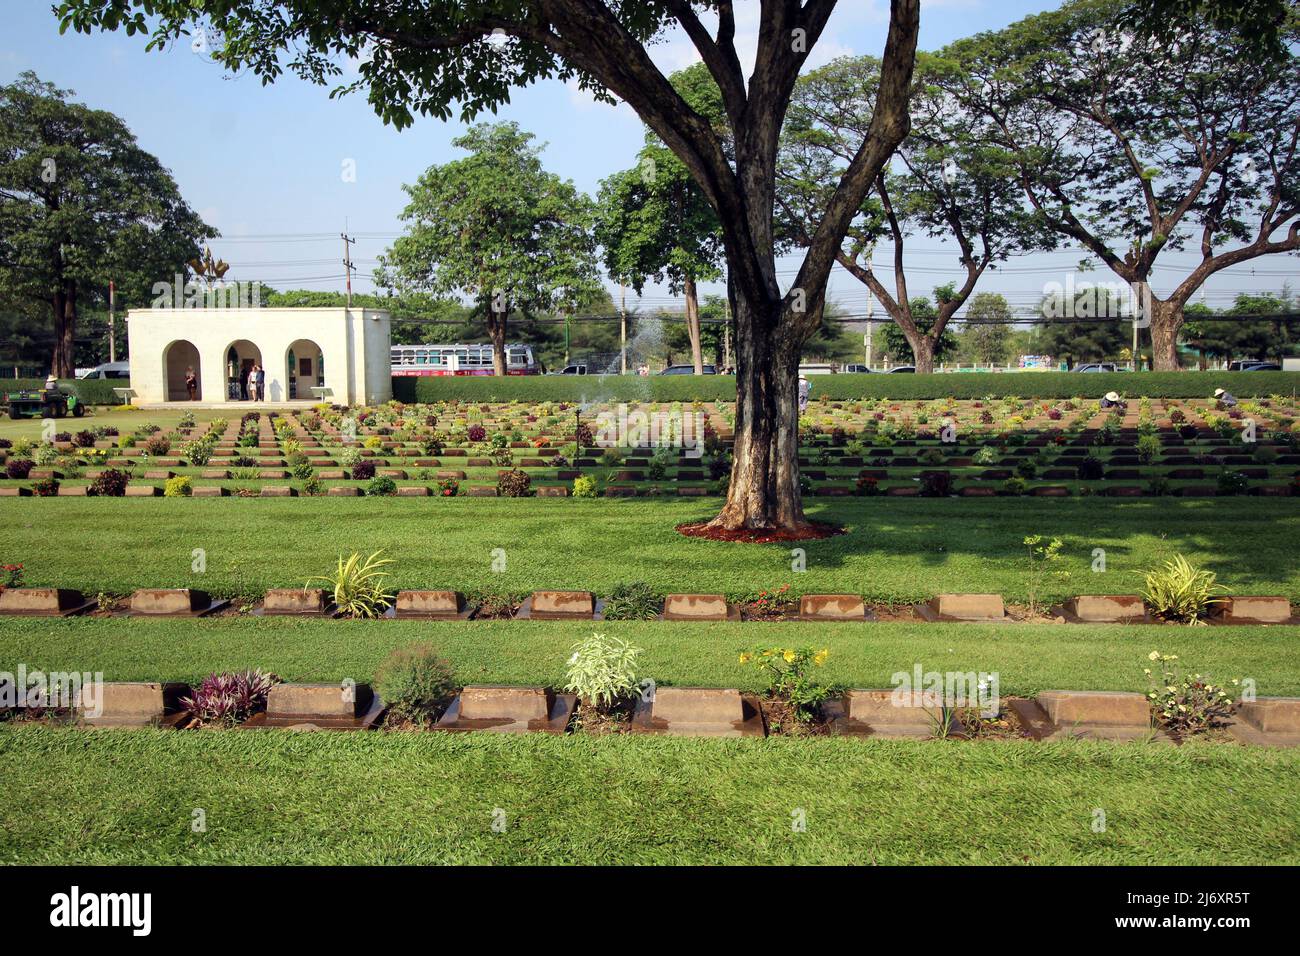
[[126, 307, 392, 405]]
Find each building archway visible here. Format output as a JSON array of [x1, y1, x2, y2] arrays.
[[224, 340, 262, 401], [163, 340, 201, 401], [286, 339, 325, 401]]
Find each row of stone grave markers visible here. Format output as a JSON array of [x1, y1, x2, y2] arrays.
[[0, 587, 1294, 624], [7, 675, 1297, 747], [4, 398, 1298, 497]]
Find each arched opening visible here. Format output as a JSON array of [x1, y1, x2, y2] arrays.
[[286, 339, 325, 401], [163, 340, 201, 402], [224, 340, 263, 401]]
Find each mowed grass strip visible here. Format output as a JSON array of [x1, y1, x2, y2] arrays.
[[3, 497, 1298, 601], [3, 618, 1297, 697], [1, 726, 1297, 865]]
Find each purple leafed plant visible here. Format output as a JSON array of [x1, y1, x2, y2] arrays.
[[181, 670, 279, 727]]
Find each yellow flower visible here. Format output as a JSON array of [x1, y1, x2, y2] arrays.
[[814, 650, 829, 666], [1148, 651, 1160, 661], [782, 650, 796, 663], [739, 653, 751, 664]]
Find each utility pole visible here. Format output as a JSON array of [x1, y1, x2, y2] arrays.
[[341, 232, 356, 308], [108, 279, 116, 364], [619, 281, 628, 374], [723, 300, 732, 370], [864, 246, 874, 368]]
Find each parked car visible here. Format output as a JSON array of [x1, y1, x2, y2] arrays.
[[1241, 362, 1281, 371], [554, 365, 588, 375], [1072, 363, 1120, 372], [658, 364, 717, 375], [887, 365, 916, 373], [843, 364, 873, 373], [79, 361, 130, 380]]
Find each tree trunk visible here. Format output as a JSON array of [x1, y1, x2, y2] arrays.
[[488, 309, 507, 376], [684, 275, 704, 375], [911, 335, 936, 375], [706, 295, 809, 532], [1149, 299, 1183, 371], [51, 282, 77, 378]]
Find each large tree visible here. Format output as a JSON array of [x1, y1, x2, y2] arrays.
[[57, 0, 922, 534], [942, 0, 1300, 370], [778, 54, 1050, 373], [878, 292, 958, 366], [596, 65, 725, 375], [1033, 287, 1133, 367], [959, 292, 1014, 366], [376, 122, 602, 375], [0, 71, 214, 376], [1183, 293, 1300, 365]]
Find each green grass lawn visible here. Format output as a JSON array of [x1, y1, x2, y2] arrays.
[[0, 405, 206, 442], [4, 497, 1298, 601], [1, 726, 1296, 864], [3, 617, 1295, 696]]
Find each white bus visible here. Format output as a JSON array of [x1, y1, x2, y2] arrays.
[[390, 343, 541, 376]]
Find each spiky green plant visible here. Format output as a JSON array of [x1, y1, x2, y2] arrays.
[[310, 550, 395, 619], [1141, 555, 1227, 624]]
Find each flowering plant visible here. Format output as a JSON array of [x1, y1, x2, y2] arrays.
[[1144, 652, 1236, 735], [739, 646, 831, 722], [743, 583, 794, 621]]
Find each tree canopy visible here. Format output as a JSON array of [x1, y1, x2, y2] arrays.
[[595, 64, 726, 374], [940, 0, 1300, 369], [0, 70, 213, 375], [375, 121, 602, 375], [778, 52, 1051, 372]]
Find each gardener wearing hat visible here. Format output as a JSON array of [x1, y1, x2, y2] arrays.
[[1213, 387, 1238, 409], [1100, 390, 1126, 411]]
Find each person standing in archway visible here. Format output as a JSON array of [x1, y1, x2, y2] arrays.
[[185, 366, 197, 401]]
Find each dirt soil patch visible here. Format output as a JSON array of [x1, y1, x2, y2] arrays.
[[677, 520, 846, 543]]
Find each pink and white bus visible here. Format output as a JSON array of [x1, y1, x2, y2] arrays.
[[390, 343, 541, 376]]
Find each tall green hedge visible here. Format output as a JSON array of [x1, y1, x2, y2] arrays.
[[3, 378, 129, 405], [392, 371, 1299, 403]]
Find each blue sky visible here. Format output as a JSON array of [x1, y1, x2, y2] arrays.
[[3, 0, 1294, 330]]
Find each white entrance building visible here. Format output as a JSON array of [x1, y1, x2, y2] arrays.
[[126, 307, 392, 406]]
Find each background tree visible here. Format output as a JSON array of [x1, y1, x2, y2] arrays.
[[778, 53, 1050, 373], [376, 122, 602, 376], [57, 0, 923, 534], [596, 64, 725, 375], [1118, 0, 1296, 62], [879, 293, 959, 366], [959, 292, 1015, 366], [1032, 288, 1132, 367], [944, 0, 1300, 369], [264, 287, 477, 346], [0, 71, 214, 376]]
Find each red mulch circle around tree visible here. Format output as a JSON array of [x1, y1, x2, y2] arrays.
[[676, 520, 846, 543]]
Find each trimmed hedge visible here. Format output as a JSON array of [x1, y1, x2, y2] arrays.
[[392, 370, 1300, 404], [3, 378, 129, 405]]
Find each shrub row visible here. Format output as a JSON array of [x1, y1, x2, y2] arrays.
[[393, 370, 1300, 404], [5, 378, 129, 405], [15, 370, 1294, 408]]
